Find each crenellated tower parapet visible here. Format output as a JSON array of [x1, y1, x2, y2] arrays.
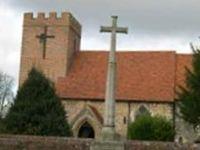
[[24, 12, 81, 37]]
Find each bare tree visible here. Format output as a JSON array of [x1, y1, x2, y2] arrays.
[[0, 71, 14, 118]]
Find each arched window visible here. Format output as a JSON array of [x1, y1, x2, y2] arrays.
[[135, 105, 150, 120], [78, 122, 95, 138]]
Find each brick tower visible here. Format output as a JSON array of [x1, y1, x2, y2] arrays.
[[19, 12, 81, 85]]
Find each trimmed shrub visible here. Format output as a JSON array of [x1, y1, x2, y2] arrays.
[[128, 115, 175, 141]]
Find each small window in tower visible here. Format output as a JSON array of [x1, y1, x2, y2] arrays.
[[74, 38, 76, 52]]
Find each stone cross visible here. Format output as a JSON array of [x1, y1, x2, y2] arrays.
[[36, 26, 55, 59], [100, 16, 128, 140]]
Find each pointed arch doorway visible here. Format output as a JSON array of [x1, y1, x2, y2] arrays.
[[78, 122, 95, 138]]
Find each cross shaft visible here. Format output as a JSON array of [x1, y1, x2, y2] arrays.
[[100, 16, 128, 140]]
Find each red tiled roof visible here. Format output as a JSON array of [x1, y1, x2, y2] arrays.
[[56, 51, 192, 102]]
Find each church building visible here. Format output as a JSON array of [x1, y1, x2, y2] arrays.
[[19, 12, 194, 141]]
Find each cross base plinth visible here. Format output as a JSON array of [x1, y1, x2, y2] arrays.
[[101, 126, 117, 141], [90, 141, 124, 150]]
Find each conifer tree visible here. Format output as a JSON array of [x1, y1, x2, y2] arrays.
[[177, 44, 200, 129], [4, 68, 71, 136]]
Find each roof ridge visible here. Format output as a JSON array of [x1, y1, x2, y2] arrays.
[[79, 50, 177, 53]]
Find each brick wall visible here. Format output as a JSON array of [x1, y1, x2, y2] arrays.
[[0, 135, 199, 150], [0, 134, 91, 150], [125, 140, 200, 150]]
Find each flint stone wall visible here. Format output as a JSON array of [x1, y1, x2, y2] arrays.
[[62, 100, 173, 139]]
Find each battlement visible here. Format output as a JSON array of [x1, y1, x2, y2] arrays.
[[24, 12, 81, 35]]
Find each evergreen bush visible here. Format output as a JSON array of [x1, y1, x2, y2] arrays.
[[177, 45, 200, 129], [128, 115, 175, 141], [3, 68, 71, 136]]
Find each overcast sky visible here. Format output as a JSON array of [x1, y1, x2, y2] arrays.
[[0, 0, 200, 88]]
